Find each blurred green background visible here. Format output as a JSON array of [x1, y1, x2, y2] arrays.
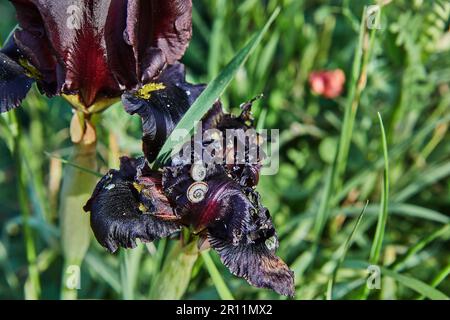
[[0, 0, 449, 300]]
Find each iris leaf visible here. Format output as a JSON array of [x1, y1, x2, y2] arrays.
[[153, 7, 280, 168]]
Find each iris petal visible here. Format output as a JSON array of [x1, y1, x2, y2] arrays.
[[84, 157, 180, 253], [8, 0, 194, 108], [0, 51, 34, 113], [207, 189, 295, 297], [208, 234, 295, 297], [123, 0, 192, 85], [122, 63, 205, 163], [163, 164, 241, 227]]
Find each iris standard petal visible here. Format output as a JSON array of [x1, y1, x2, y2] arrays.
[[84, 157, 180, 253], [122, 63, 205, 163], [124, 0, 192, 83]]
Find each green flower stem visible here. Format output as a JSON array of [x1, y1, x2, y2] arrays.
[[149, 241, 199, 299], [59, 117, 98, 300]]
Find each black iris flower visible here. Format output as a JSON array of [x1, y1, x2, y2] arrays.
[[84, 64, 295, 296]]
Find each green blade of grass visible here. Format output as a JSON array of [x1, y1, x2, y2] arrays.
[[391, 224, 450, 272], [44, 152, 103, 178], [337, 203, 449, 224], [417, 264, 450, 300], [153, 7, 280, 168], [84, 252, 121, 294], [345, 260, 449, 300], [369, 113, 390, 264], [334, 115, 450, 205], [380, 267, 448, 300], [201, 251, 234, 300], [392, 161, 450, 203], [327, 201, 368, 300], [360, 113, 390, 299]]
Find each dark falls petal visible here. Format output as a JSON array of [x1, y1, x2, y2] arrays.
[[208, 235, 295, 297], [207, 189, 295, 297], [0, 50, 34, 113], [122, 63, 205, 163], [84, 157, 180, 253]]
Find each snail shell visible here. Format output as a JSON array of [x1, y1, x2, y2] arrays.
[[190, 163, 207, 181], [187, 181, 209, 203]]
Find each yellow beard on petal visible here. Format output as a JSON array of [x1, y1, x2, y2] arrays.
[[135, 82, 166, 100], [19, 58, 42, 80]]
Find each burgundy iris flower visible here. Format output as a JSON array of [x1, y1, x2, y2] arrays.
[[84, 65, 295, 296], [0, 0, 192, 113]]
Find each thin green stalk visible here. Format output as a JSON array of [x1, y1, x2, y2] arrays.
[[361, 113, 389, 299], [326, 201, 368, 300], [369, 113, 390, 264], [10, 111, 41, 299], [201, 251, 234, 300]]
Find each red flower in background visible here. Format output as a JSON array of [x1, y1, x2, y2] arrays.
[[309, 69, 346, 99]]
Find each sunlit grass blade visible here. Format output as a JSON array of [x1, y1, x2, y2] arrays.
[[153, 7, 280, 168], [326, 201, 368, 300], [369, 113, 390, 265], [359, 113, 389, 299], [201, 251, 234, 300]]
